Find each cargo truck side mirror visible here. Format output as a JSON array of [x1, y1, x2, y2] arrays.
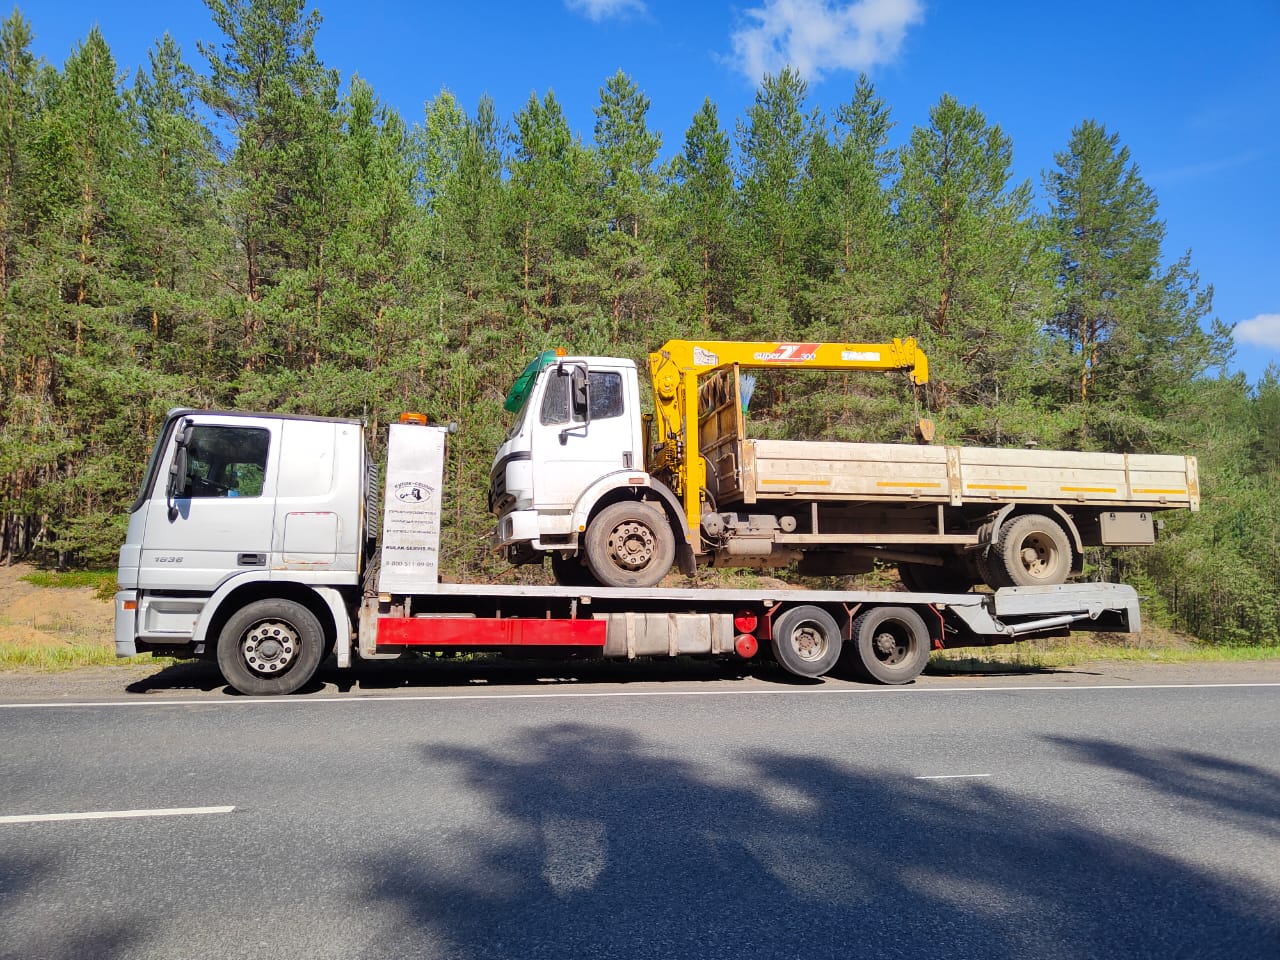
[[570, 366, 590, 420], [557, 363, 591, 444], [166, 420, 194, 502]]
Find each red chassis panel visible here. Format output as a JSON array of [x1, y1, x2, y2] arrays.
[[376, 617, 606, 649]]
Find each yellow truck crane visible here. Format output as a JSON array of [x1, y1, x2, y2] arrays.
[[490, 339, 1198, 590]]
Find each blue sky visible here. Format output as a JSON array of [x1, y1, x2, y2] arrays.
[[27, 0, 1280, 384]]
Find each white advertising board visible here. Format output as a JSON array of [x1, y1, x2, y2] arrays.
[[377, 423, 447, 594]]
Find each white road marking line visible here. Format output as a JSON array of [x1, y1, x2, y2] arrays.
[[0, 806, 234, 825], [914, 774, 992, 780], [0, 681, 1277, 710]]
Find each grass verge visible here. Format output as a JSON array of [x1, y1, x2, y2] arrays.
[[0, 642, 168, 671], [20, 569, 118, 601], [929, 640, 1280, 675]]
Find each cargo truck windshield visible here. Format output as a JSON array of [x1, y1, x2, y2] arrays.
[[503, 349, 559, 439], [130, 418, 177, 513]]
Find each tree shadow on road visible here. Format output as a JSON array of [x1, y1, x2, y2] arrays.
[[357, 723, 1280, 960], [1045, 735, 1280, 838], [0, 852, 141, 960]]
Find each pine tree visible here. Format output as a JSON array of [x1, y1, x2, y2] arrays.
[[197, 0, 339, 377], [805, 73, 896, 339], [1045, 120, 1230, 448], [507, 90, 595, 336], [589, 70, 670, 346], [128, 33, 229, 405], [893, 94, 1044, 443], [735, 67, 819, 334], [665, 97, 734, 335]]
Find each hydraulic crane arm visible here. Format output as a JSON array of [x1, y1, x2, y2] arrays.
[[645, 339, 930, 544]]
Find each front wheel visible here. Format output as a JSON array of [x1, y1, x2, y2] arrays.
[[216, 598, 325, 696], [770, 605, 842, 678], [583, 501, 676, 588], [897, 561, 976, 594], [845, 606, 931, 684]]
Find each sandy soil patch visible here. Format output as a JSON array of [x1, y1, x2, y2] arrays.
[[0, 563, 114, 650]]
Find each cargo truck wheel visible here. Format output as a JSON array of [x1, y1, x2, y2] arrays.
[[550, 551, 598, 587], [997, 514, 1072, 586], [216, 598, 324, 696], [583, 501, 675, 588], [897, 561, 975, 594], [770, 605, 842, 678], [846, 606, 931, 684]]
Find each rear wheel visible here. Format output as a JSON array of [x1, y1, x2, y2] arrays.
[[583, 501, 675, 588], [997, 514, 1072, 586], [897, 560, 975, 594], [846, 606, 931, 684], [770, 605, 842, 679], [550, 551, 598, 587], [216, 598, 325, 696]]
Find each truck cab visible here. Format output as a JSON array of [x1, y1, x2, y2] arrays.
[[490, 351, 690, 586], [116, 410, 366, 666]]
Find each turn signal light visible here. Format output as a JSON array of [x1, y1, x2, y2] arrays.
[[399, 412, 429, 425]]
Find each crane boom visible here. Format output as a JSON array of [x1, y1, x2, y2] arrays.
[[645, 338, 930, 537]]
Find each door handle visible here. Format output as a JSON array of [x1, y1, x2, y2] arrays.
[[238, 553, 266, 566]]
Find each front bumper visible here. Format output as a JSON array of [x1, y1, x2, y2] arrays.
[[113, 590, 138, 657]]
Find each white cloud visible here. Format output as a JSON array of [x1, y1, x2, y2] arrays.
[[729, 0, 924, 83], [1235, 313, 1280, 349], [565, 0, 647, 22]]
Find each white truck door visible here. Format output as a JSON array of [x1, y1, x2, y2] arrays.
[[271, 418, 362, 580], [531, 364, 638, 509], [137, 414, 280, 591]]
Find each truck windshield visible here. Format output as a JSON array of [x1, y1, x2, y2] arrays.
[[504, 350, 558, 413], [504, 350, 559, 439], [129, 416, 178, 513]]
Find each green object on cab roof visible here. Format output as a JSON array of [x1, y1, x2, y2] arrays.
[[504, 349, 560, 413]]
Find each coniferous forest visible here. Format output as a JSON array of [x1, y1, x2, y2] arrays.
[[0, 1, 1276, 643]]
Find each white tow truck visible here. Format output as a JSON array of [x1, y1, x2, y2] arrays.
[[115, 410, 1143, 695]]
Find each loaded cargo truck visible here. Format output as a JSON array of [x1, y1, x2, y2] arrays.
[[116, 409, 1142, 696], [490, 339, 1199, 591]]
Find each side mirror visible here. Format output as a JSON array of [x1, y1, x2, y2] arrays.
[[166, 421, 194, 499], [570, 366, 590, 420]]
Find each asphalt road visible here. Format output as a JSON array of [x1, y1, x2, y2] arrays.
[[1, 660, 1278, 960]]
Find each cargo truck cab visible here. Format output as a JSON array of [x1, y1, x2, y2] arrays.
[[490, 350, 692, 587]]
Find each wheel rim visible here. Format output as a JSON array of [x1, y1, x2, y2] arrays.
[[872, 627, 909, 665], [606, 520, 657, 571], [1015, 533, 1057, 580], [240, 619, 300, 675], [790, 621, 830, 662]]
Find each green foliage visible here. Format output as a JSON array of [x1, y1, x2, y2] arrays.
[[0, 2, 1272, 647]]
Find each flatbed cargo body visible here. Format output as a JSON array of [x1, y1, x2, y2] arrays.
[[731, 439, 1198, 510]]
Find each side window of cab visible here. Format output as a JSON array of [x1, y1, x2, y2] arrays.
[[540, 370, 624, 425], [184, 426, 269, 498]]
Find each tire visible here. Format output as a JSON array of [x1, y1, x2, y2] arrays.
[[976, 545, 1013, 589], [846, 606, 931, 684], [550, 550, 598, 587], [996, 514, 1073, 586], [216, 598, 325, 696], [583, 501, 676, 588], [897, 561, 975, 594], [770, 605, 842, 678]]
